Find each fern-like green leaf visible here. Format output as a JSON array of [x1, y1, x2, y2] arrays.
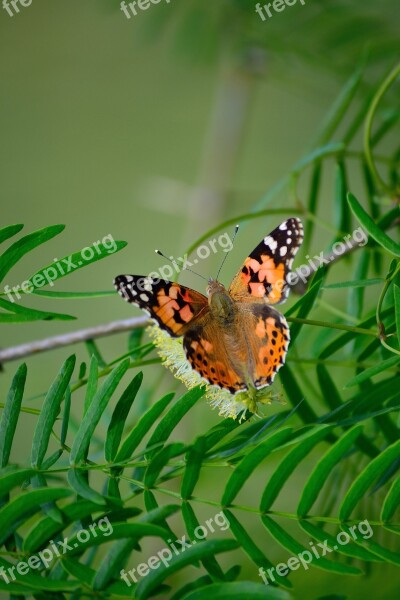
[[0, 363, 26, 467], [339, 438, 400, 520], [105, 371, 143, 462], [31, 355, 76, 468], [260, 426, 332, 512], [70, 359, 130, 465]]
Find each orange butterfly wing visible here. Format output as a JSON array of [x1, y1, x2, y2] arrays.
[[114, 275, 208, 337], [229, 218, 303, 304]]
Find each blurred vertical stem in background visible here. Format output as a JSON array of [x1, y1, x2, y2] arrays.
[[181, 47, 266, 245], [364, 62, 400, 197]]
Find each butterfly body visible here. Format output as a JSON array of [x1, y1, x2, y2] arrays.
[[207, 279, 236, 325], [115, 218, 303, 395]]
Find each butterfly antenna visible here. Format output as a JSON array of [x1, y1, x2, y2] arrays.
[[215, 224, 239, 281], [155, 250, 208, 282]]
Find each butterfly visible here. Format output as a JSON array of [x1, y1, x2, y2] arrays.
[[114, 218, 303, 395]]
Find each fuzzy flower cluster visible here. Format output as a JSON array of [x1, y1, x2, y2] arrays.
[[148, 324, 281, 420]]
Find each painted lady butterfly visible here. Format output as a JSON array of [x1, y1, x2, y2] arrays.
[[114, 218, 303, 395]]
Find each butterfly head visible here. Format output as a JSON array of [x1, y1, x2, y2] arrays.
[[206, 277, 225, 296]]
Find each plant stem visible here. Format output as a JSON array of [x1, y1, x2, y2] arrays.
[[120, 474, 397, 528], [364, 62, 400, 194], [286, 317, 377, 337], [376, 260, 400, 355]]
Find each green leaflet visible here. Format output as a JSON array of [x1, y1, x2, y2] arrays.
[[181, 436, 207, 500], [31, 355, 76, 468], [23, 499, 110, 553], [304, 162, 323, 254], [0, 488, 72, 545], [92, 537, 141, 591], [394, 284, 400, 344], [344, 355, 400, 388], [279, 366, 318, 423], [182, 502, 226, 581], [0, 363, 27, 467], [145, 386, 204, 459], [27, 239, 128, 288], [33, 288, 115, 298], [334, 161, 351, 236], [0, 224, 24, 244], [84, 354, 99, 415], [67, 468, 110, 506], [340, 524, 400, 566], [347, 192, 400, 257], [297, 425, 364, 516], [223, 509, 292, 589], [0, 555, 79, 592], [261, 516, 362, 575], [0, 297, 75, 321], [0, 224, 65, 285], [316, 364, 342, 411], [105, 371, 143, 462], [181, 582, 292, 600], [135, 539, 239, 599], [314, 65, 363, 145], [260, 426, 332, 512], [144, 442, 186, 488], [339, 438, 400, 520], [299, 520, 381, 563], [70, 359, 130, 465], [381, 476, 400, 522], [114, 391, 175, 464], [0, 467, 35, 496], [62, 557, 136, 596], [222, 428, 292, 506], [323, 278, 383, 289]]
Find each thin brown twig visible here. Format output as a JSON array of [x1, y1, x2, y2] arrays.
[[0, 316, 150, 365]]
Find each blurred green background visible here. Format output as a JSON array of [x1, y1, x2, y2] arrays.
[[1, 0, 399, 598]]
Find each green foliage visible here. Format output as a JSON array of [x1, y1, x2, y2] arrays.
[[139, 0, 399, 79], [0, 63, 399, 599], [0, 224, 126, 321]]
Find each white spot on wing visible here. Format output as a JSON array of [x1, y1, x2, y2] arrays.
[[264, 236, 278, 251], [140, 293, 149, 301], [280, 246, 287, 256]]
